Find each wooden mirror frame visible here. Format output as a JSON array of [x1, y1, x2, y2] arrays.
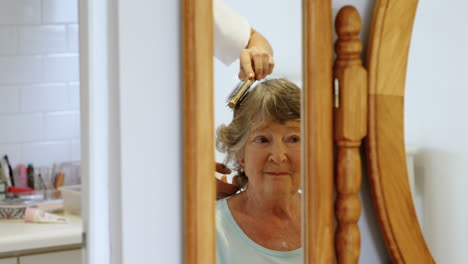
[[182, 0, 334, 263], [366, 0, 435, 262]]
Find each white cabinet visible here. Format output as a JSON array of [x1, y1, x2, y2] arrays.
[[19, 249, 82, 264], [0, 258, 17, 264]]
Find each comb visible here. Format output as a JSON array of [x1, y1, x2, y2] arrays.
[[226, 79, 255, 109]]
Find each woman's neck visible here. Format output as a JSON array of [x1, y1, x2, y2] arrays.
[[236, 188, 301, 221]]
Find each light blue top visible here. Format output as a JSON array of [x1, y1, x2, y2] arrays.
[[216, 198, 303, 264]]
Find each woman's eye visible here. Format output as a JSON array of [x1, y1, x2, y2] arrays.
[[289, 136, 300, 143], [254, 137, 269, 143]]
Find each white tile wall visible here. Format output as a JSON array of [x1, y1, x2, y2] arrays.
[[44, 111, 80, 140], [0, 27, 18, 55], [20, 84, 72, 112], [21, 141, 72, 167], [0, 0, 80, 168], [71, 139, 80, 161], [69, 83, 80, 109], [0, 144, 21, 166], [43, 54, 79, 82], [0, 0, 41, 25], [0, 86, 19, 113], [0, 56, 43, 84], [67, 25, 79, 52], [18, 25, 67, 54], [42, 0, 78, 24], [0, 114, 43, 143]]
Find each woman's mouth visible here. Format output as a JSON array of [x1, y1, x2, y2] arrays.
[[264, 172, 289, 176]]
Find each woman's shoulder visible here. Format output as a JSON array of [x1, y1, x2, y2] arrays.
[[216, 196, 230, 207], [215, 195, 242, 228], [216, 197, 238, 240], [216, 193, 242, 209], [215, 197, 230, 222]]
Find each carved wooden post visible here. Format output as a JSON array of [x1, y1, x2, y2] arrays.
[[334, 6, 367, 264]]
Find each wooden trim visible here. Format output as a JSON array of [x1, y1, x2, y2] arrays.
[[366, 0, 435, 262], [303, 0, 334, 263], [183, 0, 334, 263], [183, 0, 215, 263], [333, 6, 368, 263]]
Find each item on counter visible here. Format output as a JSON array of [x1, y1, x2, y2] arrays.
[[18, 163, 27, 188], [0, 178, 6, 200], [38, 173, 47, 190], [54, 172, 65, 189], [51, 163, 58, 186], [24, 207, 68, 224], [0, 204, 27, 219], [0, 160, 11, 187], [36, 198, 64, 212], [0, 192, 64, 214], [3, 155, 15, 187], [58, 185, 81, 215], [26, 164, 35, 189], [54, 172, 65, 198], [7, 186, 34, 194]]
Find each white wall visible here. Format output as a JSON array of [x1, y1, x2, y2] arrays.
[[80, 1, 183, 263], [405, 1, 468, 263], [117, 1, 182, 264], [0, 0, 80, 168]]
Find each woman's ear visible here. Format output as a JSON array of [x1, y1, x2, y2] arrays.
[[236, 152, 245, 169]]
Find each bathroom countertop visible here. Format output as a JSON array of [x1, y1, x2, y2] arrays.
[[0, 213, 82, 257]]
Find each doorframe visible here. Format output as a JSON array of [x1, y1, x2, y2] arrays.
[[79, 0, 120, 263]]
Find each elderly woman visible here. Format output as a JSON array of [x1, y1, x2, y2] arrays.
[[216, 79, 302, 263]]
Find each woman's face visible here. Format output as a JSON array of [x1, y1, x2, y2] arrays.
[[238, 119, 301, 198]]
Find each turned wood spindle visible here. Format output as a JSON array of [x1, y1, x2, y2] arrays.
[[334, 6, 368, 264]]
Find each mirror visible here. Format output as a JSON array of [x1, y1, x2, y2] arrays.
[[405, 1, 468, 263], [0, 0, 82, 261], [213, 0, 303, 261], [183, 0, 334, 263], [213, 3, 302, 187]]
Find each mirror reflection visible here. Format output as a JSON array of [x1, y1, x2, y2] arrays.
[[0, 0, 82, 262], [405, 1, 468, 263], [213, 0, 302, 263]]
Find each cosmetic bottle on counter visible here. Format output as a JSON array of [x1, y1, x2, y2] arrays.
[[0, 178, 6, 200], [18, 164, 27, 188], [27, 164, 35, 190]]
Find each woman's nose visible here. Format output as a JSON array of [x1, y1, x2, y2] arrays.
[[269, 142, 288, 163]]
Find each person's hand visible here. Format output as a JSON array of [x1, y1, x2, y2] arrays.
[[215, 162, 239, 200], [216, 178, 239, 200], [216, 162, 231, 175], [238, 47, 274, 81], [238, 28, 274, 81]]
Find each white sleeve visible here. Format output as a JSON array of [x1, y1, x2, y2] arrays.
[[213, 0, 251, 65]]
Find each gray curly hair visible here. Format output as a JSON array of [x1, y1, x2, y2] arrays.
[[215, 78, 301, 189]]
